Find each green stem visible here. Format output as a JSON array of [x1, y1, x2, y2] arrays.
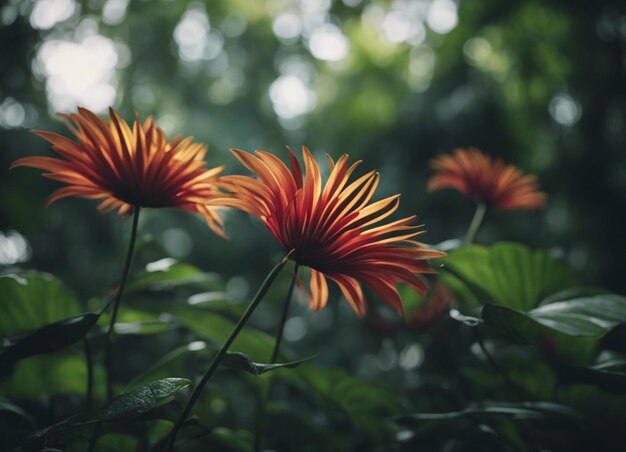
[[254, 263, 300, 451], [84, 338, 94, 412], [166, 255, 290, 452], [464, 202, 486, 245], [270, 263, 300, 364], [104, 206, 141, 401]]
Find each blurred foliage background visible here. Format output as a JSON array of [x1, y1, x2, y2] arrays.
[[1, 0, 626, 450], [2, 0, 626, 295]]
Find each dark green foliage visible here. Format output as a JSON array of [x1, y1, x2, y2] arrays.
[[2, 0, 626, 450]]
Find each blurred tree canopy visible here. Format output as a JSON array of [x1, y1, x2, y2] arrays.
[[1, 0, 625, 293]]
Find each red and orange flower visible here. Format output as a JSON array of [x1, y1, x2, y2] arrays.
[[428, 148, 546, 210], [11, 107, 226, 236], [216, 147, 445, 316]]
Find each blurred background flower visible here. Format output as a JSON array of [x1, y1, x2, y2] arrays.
[[428, 147, 546, 210]]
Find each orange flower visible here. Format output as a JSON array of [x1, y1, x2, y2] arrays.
[[428, 148, 546, 210], [11, 107, 225, 236], [216, 147, 445, 316]]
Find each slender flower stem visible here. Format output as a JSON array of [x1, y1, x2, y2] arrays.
[[104, 206, 141, 401], [464, 202, 486, 245], [254, 264, 300, 451], [84, 338, 94, 412], [166, 256, 290, 452], [270, 263, 300, 364]]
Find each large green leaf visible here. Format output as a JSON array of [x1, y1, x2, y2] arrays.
[[0, 312, 99, 370], [443, 243, 579, 311], [0, 272, 82, 335], [480, 294, 626, 363]]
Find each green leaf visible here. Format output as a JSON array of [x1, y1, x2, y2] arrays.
[[113, 319, 174, 335], [479, 295, 626, 363], [540, 286, 609, 305], [0, 354, 97, 399], [0, 313, 99, 370], [443, 243, 579, 311], [221, 352, 317, 376], [0, 272, 82, 335], [287, 365, 402, 442], [173, 306, 275, 359], [530, 295, 626, 336], [86, 378, 192, 423], [27, 378, 192, 448], [126, 258, 219, 292], [554, 358, 626, 394]]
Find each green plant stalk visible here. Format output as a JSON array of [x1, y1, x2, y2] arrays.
[[166, 255, 290, 451], [270, 263, 300, 364], [104, 206, 141, 401], [255, 263, 300, 451], [84, 338, 94, 412], [464, 202, 486, 245]]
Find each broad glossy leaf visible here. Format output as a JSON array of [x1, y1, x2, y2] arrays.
[[126, 258, 219, 292], [0, 313, 99, 370], [479, 295, 626, 363], [221, 352, 317, 376], [481, 304, 596, 363], [443, 243, 579, 311], [530, 295, 626, 335], [0, 272, 82, 335]]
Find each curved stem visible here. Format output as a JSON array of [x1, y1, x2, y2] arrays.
[[270, 263, 300, 364], [166, 256, 289, 452], [464, 203, 486, 245], [254, 264, 300, 451], [104, 206, 141, 401]]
